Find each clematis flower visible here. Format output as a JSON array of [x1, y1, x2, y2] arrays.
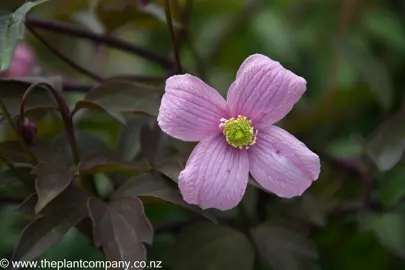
[[0, 44, 35, 78], [158, 54, 321, 211]]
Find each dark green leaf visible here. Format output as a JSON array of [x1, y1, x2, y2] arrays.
[[250, 224, 319, 270], [0, 166, 34, 189], [140, 120, 163, 167], [32, 162, 74, 214], [112, 173, 216, 222], [74, 81, 162, 124], [11, 187, 89, 265], [336, 37, 393, 111], [366, 104, 405, 171], [78, 151, 147, 174], [87, 197, 153, 263], [0, 0, 50, 71], [361, 10, 405, 54], [380, 167, 405, 207], [359, 211, 405, 258], [169, 222, 254, 270], [117, 115, 149, 161]]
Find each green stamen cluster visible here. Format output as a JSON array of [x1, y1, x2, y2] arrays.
[[220, 116, 257, 149]]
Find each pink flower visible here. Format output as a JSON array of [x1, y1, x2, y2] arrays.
[[0, 44, 35, 78], [158, 54, 321, 211]]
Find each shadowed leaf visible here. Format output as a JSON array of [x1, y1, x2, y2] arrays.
[[117, 115, 149, 161], [336, 38, 393, 111], [11, 187, 89, 266], [87, 197, 153, 264], [78, 151, 147, 174], [359, 211, 405, 259], [0, 166, 34, 189], [27, 140, 74, 213], [366, 103, 405, 171], [156, 159, 184, 183], [380, 167, 405, 207], [140, 120, 164, 167], [32, 162, 74, 214], [74, 81, 162, 124], [16, 193, 37, 216], [112, 173, 216, 222], [169, 222, 254, 270], [0, 141, 32, 164], [54, 131, 111, 159], [250, 224, 319, 270]]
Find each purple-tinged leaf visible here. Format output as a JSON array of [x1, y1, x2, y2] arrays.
[[169, 222, 254, 270], [87, 197, 153, 264], [54, 131, 112, 161], [112, 173, 216, 222], [140, 120, 165, 167], [11, 187, 89, 267], [250, 224, 319, 270], [87, 198, 108, 248], [32, 162, 74, 214], [78, 151, 148, 174], [27, 140, 74, 213], [74, 81, 161, 125], [156, 159, 184, 183], [29, 140, 68, 165], [16, 193, 37, 216], [110, 198, 153, 245]]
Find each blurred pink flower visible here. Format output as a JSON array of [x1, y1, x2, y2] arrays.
[[0, 44, 35, 78], [138, 0, 150, 6], [158, 54, 321, 211]]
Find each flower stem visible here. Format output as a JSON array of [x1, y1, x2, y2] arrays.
[[0, 96, 38, 164], [25, 18, 174, 69], [20, 83, 80, 165], [27, 25, 104, 82], [165, 0, 182, 74]]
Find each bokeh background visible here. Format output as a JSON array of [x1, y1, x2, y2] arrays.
[[1, 0, 405, 269]]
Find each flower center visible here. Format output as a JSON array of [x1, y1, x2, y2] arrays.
[[219, 115, 258, 149]]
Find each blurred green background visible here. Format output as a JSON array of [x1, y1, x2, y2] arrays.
[[1, 0, 405, 269]]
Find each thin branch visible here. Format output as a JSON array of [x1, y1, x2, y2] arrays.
[[0, 97, 38, 164], [165, 0, 182, 74], [25, 18, 174, 69], [174, 0, 207, 80], [61, 75, 166, 93], [20, 83, 80, 165], [62, 82, 93, 93], [27, 25, 104, 82], [0, 196, 24, 204], [327, 0, 358, 93]]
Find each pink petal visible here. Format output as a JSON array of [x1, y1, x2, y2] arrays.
[[1, 44, 35, 78], [158, 74, 229, 141], [248, 126, 320, 198], [179, 134, 249, 210], [227, 54, 306, 128]]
